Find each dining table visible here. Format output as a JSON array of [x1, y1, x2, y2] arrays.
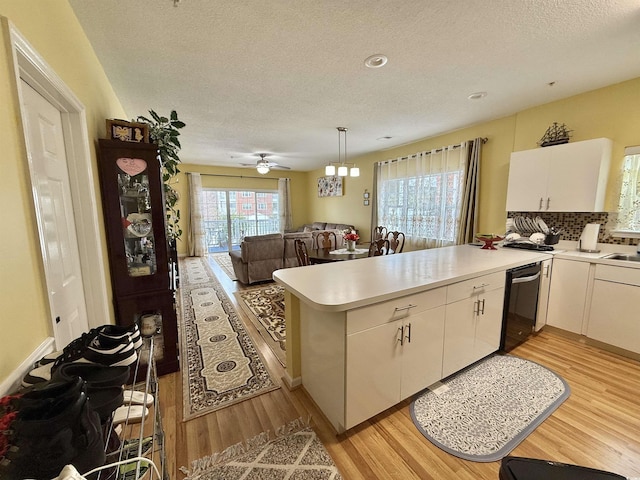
[[308, 246, 369, 264]]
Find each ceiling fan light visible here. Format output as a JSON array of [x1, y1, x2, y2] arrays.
[[256, 163, 270, 174], [337, 165, 348, 176], [325, 164, 336, 176], [350, 166, 360, 177]]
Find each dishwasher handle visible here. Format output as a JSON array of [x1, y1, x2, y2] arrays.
[[512, 271, 541, 284]]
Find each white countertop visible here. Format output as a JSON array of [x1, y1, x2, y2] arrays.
[[550, 240, 640, 268], [273, 244, 550, 312]]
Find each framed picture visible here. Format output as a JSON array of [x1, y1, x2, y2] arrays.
[[317, 176, 343, 197], [106, 119, 150, 143]]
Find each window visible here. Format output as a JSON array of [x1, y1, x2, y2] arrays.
[[376, 145, 468, 249], [201, 189, 280, 252], [615, 147, 640, 236]]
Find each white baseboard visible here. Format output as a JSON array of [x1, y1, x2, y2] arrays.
[[1, 337, 56, 395]]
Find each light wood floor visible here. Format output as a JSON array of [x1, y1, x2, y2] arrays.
[[159, 258, 640, 479]]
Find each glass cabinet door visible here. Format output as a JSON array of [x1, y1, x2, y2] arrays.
[[116, 157, 158, 277]]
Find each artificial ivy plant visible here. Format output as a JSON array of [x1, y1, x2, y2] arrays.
[[136, 109, 186, 242]]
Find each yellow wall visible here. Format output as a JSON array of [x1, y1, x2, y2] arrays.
[[2, 0, 640, 388], [0, 0, 126, 385], [174, 164, 310, 256], [304, 77, 640, 242]]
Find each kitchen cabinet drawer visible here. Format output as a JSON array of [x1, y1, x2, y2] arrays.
[[595, 264, 640, 286], [347, 286, 446, 334], [445, 271, 505, 304]]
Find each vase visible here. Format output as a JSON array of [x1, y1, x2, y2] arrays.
[[346, 239, 356, 252]]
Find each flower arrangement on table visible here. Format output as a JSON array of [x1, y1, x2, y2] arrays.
[[343, 229, 359, 252]]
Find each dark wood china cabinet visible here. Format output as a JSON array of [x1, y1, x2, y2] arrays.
[[96, 139, 179, 376]]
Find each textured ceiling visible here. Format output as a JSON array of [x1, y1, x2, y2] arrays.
[[69, 0, 640, 171]]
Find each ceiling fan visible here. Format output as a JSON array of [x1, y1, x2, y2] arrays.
[[240, 153, 291, 174]]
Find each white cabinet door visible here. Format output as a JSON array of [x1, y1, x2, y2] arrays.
[[505, 148, 551, 212], [587, 280, 640, 353], [442, 287, 504, 378], [545, 138, 611, 212], [546, 259, 590, 334], [474, 286, 505, 360], [443, 296, 477, 378], [400, 306, 445, 399], [535, 259, 553, 331], [506, 138, 611, 212], [346, 320, 402, 428]]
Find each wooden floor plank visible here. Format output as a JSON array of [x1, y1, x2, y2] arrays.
[[160, 263, 640, 479]]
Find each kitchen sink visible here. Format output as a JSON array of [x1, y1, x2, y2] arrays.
[[604, 253, 640, 262]]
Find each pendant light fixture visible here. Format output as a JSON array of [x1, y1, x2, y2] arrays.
[[324, 127, 359, 177]]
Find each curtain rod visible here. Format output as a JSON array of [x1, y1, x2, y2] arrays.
[[192, 172, 284, 180], [379, 137, 488, 165]]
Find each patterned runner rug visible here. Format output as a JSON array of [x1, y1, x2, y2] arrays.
[[179, 257, 279, 421], [234, 284, 286, 367], [410, 354, 570, 462], [210, 252, 237, 280], [180, 418, 342, 480]]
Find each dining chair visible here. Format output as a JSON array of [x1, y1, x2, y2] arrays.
[[294, 239, 311, 266], [372, 226, 387, 241], [315, 231, 338, 250], [368, 238, 389, 257], [385, 231, 406, 254]]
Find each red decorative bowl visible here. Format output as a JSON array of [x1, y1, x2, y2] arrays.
[[476, 235, 504, 250]]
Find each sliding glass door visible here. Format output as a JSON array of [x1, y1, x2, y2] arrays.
[[202, 189, 280, 253]]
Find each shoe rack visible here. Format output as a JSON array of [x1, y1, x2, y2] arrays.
[[89, 335, 168, 480]]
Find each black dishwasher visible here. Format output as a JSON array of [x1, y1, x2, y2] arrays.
[[500, 263, 542, 352]]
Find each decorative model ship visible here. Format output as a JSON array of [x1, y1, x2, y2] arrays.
[[538, 122, 572, 147]]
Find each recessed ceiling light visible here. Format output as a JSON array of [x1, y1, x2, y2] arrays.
[[467, 91, 487, 100], [364, 54, 388, 69]]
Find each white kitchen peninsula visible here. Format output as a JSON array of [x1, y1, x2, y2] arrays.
[[273, 244, 549, 433]]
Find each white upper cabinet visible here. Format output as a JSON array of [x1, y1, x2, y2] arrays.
[[506, 138, 612, 212]]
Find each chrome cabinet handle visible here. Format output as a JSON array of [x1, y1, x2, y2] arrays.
[[394, 304, 417, 312], [546, 197, 550, 210], [397, 326, 404, 346], [539, 197, 543, 210], [405, 323, 412, 343], [480, 298, 486, 315], [473, 300, 479, 315], [473, 283, 489, 290], [544, 264, 550, 277]]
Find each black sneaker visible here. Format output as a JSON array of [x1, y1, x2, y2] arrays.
[[36, 324, 142, 367], [23, 335, 137, 387]]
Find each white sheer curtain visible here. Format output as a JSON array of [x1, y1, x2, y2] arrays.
[[615, 149, 640, 232], [278, 177, 293, 233], [376, 143, 470, 251], [187, 172, 206, 257]]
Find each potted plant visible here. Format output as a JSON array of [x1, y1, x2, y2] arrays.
[[136, 110, 186, 242]]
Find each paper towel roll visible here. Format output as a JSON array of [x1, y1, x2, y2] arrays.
[[579, 223, 600, 251]]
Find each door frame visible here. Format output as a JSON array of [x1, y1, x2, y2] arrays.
[[6, 19, 110, 335]]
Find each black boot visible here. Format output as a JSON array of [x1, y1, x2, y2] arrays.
[[0, 381, 106, 480]]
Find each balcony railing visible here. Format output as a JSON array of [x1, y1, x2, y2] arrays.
[[204, 218, 280, 251]]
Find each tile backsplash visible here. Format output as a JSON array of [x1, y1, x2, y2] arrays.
[[507, 212, 638, 246]]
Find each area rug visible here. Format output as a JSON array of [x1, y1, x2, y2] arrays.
[[209, 252, 237, 280], [180, 417, 342, 480], [179, 257, 279, 421], [234, 284, 286, 367], [410, 354, 570, 462]]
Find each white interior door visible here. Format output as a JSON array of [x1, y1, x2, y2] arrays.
[[21, 79, 89, 348]]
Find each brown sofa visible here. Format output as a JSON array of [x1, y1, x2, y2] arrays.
[[295, 222, 356, 249], [229, 232, 314, 284]]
